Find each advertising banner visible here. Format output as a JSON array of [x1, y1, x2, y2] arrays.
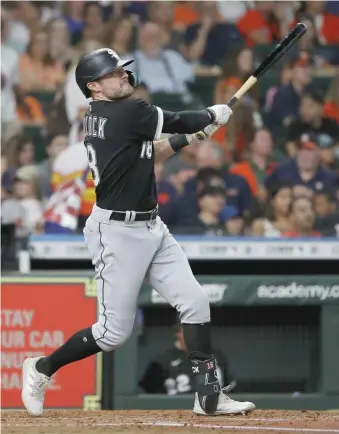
[[1, 277, 101, 409], [139, 275, 339, 306]]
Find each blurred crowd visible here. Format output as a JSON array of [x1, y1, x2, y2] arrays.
[[1, 0, 339, 244]]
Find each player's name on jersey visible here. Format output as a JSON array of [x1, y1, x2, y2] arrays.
[[83, 114, 107, 139], [29, 235, 339, 260]]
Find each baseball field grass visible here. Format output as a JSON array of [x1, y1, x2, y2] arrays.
[[2, 409, 339, 434]]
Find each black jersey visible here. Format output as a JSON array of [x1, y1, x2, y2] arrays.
[[83, 98, 163, 211], [83, 97, 213, 211], [139, 347, 229, 395]]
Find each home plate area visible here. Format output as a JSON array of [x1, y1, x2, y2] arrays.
[[3, 410, 339, 434]]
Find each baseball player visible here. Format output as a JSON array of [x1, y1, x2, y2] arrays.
[[22, 48, 255, 417]]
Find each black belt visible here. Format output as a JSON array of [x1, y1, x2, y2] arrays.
[[109, 209, 158, 222]]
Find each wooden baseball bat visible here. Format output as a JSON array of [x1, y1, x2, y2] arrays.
[[197, 23, 307, 140]]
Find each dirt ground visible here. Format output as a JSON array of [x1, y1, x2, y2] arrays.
[[2, 410, 339, 434]]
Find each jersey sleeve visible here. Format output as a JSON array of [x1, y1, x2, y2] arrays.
[[130, 98, 164, 141]]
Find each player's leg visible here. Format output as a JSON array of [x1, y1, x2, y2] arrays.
[[147, 220, 255, 415], [22, 209, 158, 416]]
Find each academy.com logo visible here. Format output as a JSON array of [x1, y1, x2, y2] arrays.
[[257, 282, 339, 300]]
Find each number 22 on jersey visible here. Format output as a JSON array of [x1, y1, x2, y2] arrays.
[[85, 143, 100, 187]]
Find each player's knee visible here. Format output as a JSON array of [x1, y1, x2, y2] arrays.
[[92, 316, 134, 352], [179, 286, 210, 323]]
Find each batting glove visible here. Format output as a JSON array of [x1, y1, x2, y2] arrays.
[[207, 104, 233, 125]]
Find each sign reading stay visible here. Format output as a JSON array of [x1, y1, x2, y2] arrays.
[[1, 279, 99, 409]]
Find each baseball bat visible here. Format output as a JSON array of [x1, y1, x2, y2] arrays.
[[197, 22, 307, 140]]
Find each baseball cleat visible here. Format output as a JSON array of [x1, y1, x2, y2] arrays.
[[22, 357, 50, 416], [193, 387, 255, 415]]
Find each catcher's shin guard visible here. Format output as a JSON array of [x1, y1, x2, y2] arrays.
[[189, 351, 220, 414]]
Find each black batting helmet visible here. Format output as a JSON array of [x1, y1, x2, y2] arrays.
[[75, 48, 137, 98]]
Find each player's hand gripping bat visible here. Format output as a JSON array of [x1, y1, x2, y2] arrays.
[[196, 22, 307, 140]]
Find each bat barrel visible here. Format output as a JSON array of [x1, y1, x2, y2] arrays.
[[254, 23, 307, 79]]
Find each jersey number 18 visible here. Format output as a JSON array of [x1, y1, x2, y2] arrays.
[[140, 141, 153, 159], [86, 144, 100, 187]]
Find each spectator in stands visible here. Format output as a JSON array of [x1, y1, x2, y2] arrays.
[[173, 2, 200, 29], [131, 22, 194, 95], [2, 135, 35, 194], [6, 1, 42, 53], [184, 1, 242, 67], [217, 1, 248, 24], [314, 192, 339, 237], [60, 41, 102, 143], [295, 14, 330, 68], [213, 76, 262, 160], [15, 94, 45, 127], [47, 18, 74, 71], [154, 162, 178, 225], [266, 133, 337, 199], [179, 185, 227, 235], [37, 135, 68, 200], [19, 30, 65, 92], [215, 44, 258, 105], [230, 128, 276, 200], [113, 1, 148, 24], [174, 141, 252, 227], [250, 184, 293, 237], [104, 16, 134, 59], [283, 196, 320, 237], [1, 194, 27, 240], [147, 1, 184, 53], [50, 141, 94, 231], [298, 1, 339, 45], [265, 52, 312, 131], [324, 73, 339, 123], [12, 165, 43, 234], [163, 141, 197, 196], [237, 1, 293, 46], [63, 1, 85, 45], [82, 2, 105, 44], [1, 10, 22, 143], [285, 90, 339, 158], [318, 135, 339, 177], [222, 209, 245, 236]]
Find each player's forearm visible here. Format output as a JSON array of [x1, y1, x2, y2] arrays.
[[154, 135, 198, 163], [154, 137, 176, 163], [162, 109, 214, 134], [154, 124, 220, 163], [162, 105, 232, 135]]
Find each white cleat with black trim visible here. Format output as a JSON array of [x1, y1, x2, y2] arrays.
[[193, 387, 256, 415], [21, 357, 50, 416]]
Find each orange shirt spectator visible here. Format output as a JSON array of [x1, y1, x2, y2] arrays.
[[323, 74, 339, 122], [230, 128, 276, 197], [18, 30, 65, 92], [213, 77, 257, 159], [237, 8, 278, 46], [16, 96, 45, 125], [174, 2, 199, 28], [283, 230, 321, 238], [293, 12, 339, 44], [317, 14, 339, 43]]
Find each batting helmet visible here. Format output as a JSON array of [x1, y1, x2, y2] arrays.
[[75, 48, 139, 98]]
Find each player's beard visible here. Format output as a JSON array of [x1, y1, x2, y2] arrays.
[[108, 81, 133, 100]]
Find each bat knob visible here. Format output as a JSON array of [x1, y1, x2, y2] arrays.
[[196, 131, 207, 141]]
